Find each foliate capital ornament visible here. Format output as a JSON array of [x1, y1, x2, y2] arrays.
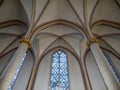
[[20, 38, 31, 47], [87, 38, 99, 46]]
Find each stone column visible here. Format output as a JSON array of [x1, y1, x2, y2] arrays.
[[80, 39, 92, 90], [0, 38, 31, 90], [88, 38, 120, 90], [27, 62, 38, 90], [81, 60, 92, 90], [27, 38, 39, 90]]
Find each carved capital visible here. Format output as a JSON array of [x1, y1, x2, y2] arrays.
[[20, 38, 31, 47], [87, 38, 99, 46]]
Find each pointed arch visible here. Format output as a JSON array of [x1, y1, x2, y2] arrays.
[[49, 50, 69, 90]]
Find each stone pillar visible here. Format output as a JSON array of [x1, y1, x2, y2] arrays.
[[82, 60, 92, 90], [27, 38, 39, 90], [80, 39, 92, 90], [27, 62, 38, 90], [88, 38, 120, 90], [0, 38, 31, 90], [81, 60, 92, 90]]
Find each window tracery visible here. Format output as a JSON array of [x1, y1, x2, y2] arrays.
[[50, 50, 69, 90], [105, 54, 120, 82], [8, 53, 26, 90]]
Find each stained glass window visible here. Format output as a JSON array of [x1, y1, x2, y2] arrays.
[[105, 54, 120, 82], [8, 53, 26, 90], [50, 50, 69, 90]]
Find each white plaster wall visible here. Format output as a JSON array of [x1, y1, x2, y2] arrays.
[[40, 25, 80, 36], [35, 0, 48, 21], [0, 25, 26, 35], [3, 39, 20, 55], [92, 0, 120, 23], [13, 51, 34, 90], [0, 34, 17, 54], [20, 0, 33, 23], [109, 55, 120, 75], [86, 51, 107, 90], [92, 25, 120, 36], [0, 50, 16, 78], [43, 39, 76, 57], [69, 0, 84, 23], [34, 49, 84, 90], [67, 50, 84, 90], [36, 25, 83, 57], [0, 0, 18, 21], [31, 38, 37, 58], [0, 0, 29, 25], [34, 50, 52, 90], [37, 0, 80, 25], [103, 50, 120, 77], [87, 0, 98, 22], [99, 41, 118, 57], [37, 34, 57, 56], [64, 36, 81, 56], [56, 0, 80, 24], [80, 39, 88, 58], [102, 36, 120, 54]]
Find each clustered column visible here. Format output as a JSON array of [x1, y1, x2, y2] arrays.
[[0, 38, 31, 90], [27, 61, 38, 90], [87, 38, 120, 90]]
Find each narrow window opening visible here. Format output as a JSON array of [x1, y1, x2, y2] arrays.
[[105, 54, 120, 82], [50, 50, 69, 90], [8, 53, 26, 90]]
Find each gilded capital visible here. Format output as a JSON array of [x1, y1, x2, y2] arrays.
[[20, 38, 31, 47], [87, 38, 99, 46]]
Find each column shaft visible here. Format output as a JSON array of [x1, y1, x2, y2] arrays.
[[27, 63, 38, 90], [0, 43, 28, 90], [82, 61, 92, 90], [90, 43, 120, 90]]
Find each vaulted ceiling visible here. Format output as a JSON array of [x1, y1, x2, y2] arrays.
[[0, 0, 120, 65]]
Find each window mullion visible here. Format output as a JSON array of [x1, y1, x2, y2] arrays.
[[50, 51, 69, 90]]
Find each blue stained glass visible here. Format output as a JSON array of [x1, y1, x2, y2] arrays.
[[50, 51, 69, 90], [8, 53, 26, 90], [105, 54, 120, 82]]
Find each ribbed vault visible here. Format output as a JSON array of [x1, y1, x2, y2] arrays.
[[0, 0, 120, 90]]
